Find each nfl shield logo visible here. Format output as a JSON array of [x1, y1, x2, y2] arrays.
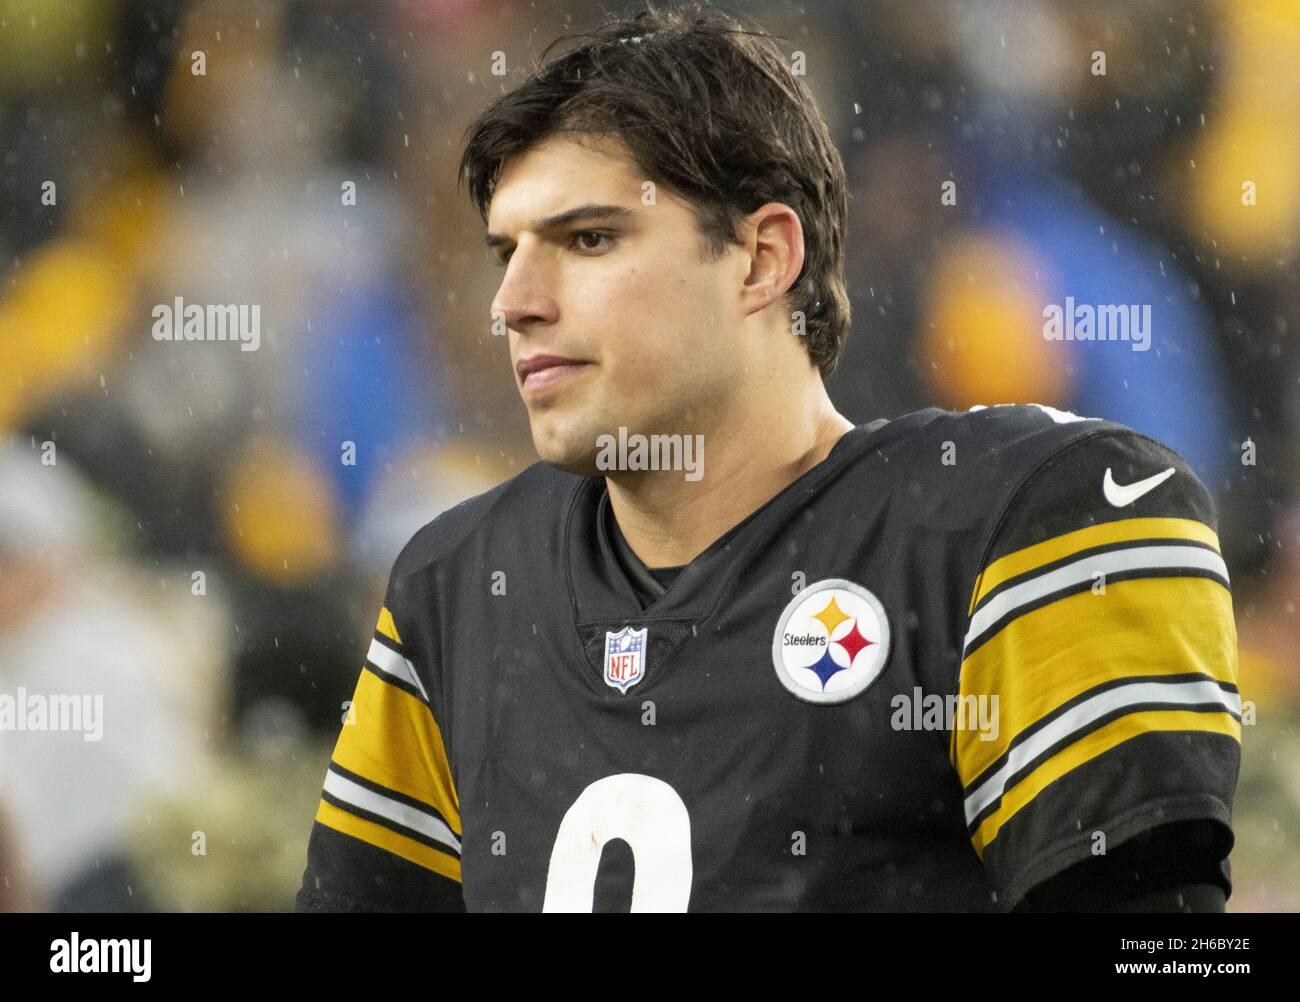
[[604, 625, 648, 693]]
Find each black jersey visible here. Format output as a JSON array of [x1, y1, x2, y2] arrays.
[[297, 403, 1241, 912]]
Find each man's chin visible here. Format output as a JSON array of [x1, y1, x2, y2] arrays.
[[530, 425, 602, 477]]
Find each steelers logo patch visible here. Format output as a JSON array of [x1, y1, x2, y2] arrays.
[[771, 578, 891, 704]]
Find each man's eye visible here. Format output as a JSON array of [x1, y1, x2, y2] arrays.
[[571, 230, 614, 253], [493, 250, 513, 268]]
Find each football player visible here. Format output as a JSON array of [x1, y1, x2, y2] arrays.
[[297, 6, 1239, 912]]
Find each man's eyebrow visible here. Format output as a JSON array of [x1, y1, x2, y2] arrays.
[[485, 203, 635, 250]]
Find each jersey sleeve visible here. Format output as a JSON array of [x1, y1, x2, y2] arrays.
[[297, 564, 463, 911], [951, 428, 1241, 910]]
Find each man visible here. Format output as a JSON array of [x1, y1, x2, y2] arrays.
[[297, 5, 1239, 912]]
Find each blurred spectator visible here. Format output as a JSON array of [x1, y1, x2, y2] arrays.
[[0, 442, 226, 910]]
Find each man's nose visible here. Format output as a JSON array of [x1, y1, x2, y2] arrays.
[[491, 246, 559, 332]]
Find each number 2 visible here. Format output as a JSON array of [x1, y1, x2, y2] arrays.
[[542, 773, 693, 911]]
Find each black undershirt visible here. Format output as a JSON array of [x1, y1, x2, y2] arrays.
[[603, 490, 684, 606]]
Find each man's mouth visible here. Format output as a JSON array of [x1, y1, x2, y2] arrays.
[[515, 354, 594, 396]]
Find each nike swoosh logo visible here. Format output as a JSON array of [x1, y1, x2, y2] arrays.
[[1103, 466, 1175, 507]]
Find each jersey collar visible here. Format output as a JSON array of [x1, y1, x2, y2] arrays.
[[564, 420, 886, 627]]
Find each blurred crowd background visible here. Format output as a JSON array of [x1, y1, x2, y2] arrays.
[[0, 0, 1296, 912]]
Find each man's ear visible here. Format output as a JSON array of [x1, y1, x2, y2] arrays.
[[740, 202, 805, 318]]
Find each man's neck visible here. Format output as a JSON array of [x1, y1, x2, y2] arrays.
[[605, 403, 854, 569]]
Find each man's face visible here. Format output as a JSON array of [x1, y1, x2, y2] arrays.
[[487, 134, 745, 474]]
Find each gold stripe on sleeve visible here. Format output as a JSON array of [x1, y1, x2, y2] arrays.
[[334, 668, 461, 831], [954, 575, 1237, 783], [315, 799, 462, 882]]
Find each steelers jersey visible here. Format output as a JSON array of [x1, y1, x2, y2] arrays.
[[297, 403, 1241, 912]]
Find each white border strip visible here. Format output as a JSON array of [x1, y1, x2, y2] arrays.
[[966, 544, 1229, 652], [324, 767, 461, 854], [963, 677, 1240, 826], [366, 638, 431, 703]]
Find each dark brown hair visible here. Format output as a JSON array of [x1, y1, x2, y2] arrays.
[[458, 2, 851, 377]]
